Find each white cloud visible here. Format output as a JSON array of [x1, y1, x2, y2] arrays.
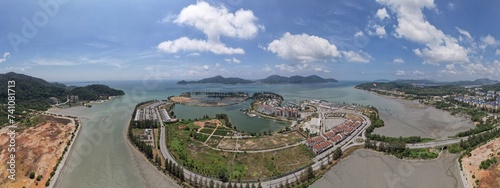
[[393, 58, 404, 64], [447, 2, 455, 10], [174, 1, 262, 42], [158, 37, 244, 55], [480, 34, 498, 49], [462, 61, 500, 76], [203, 65, 209, 71], [224, 57, 241, 64], [31, 57, 125, 68], [439, 64, 460, 75], [262, 64, 272, 72], [0, 52, 11, 63], [158, 2, 261, 55], [395, 70, 406, 76], [215, 63, 221, 67], [456, 27, 472, 40], [354, 31, 364, 38], [187, 52, 200, 56], [496, 49, 500, 56], [377, 0, 469, 64], [373, 25, 387, 38], [267, 32, 341, 63], [314, 67, 331, 73], [342, 50, 372, 63], [275, 64, 296, 72], [376, 8, 390, 20]]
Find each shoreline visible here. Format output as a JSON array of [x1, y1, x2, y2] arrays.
[[49, 115, 81, 188]]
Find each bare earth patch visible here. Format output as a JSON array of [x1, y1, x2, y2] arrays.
[[0, 116, 75, 188], [170, 96, 198, 104], [462, 137, 500, 188]]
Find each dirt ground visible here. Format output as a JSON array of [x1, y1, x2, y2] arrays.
[[462, 137, 500, 188], [170, 96, 198, 104], [0, 116, 75, 188], [218, 132, 304, 150]]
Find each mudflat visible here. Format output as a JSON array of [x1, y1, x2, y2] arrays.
[[374, 98, 474, 139], [312, 149, 464, 188]]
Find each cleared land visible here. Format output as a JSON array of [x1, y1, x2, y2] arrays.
[[462, 137, 500, 188], [0, 115, 75, 188], [166, 120, 312, 181], [374, 98, 474, 139], [313, 149, 464, 188], [217, 132, 304, 150], [170, 96, 198, 104]]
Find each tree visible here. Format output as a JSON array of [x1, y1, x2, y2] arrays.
[[257, 182, 262, 188], [210, 179, 215, 188], [29, 172, 35, 179], [307, 165, 315, 180], [333, 147, 342, 160]]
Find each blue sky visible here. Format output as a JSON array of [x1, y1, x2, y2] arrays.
[[0, 0, 499, 81]]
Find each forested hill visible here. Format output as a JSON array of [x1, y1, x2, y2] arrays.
[[69, 84, 125, 100], [0, 72, 125, 125]]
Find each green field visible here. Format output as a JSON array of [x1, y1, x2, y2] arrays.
[[166, 119, 313, 181]]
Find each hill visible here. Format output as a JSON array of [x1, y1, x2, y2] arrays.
[[0, 72, 125, 125], [259, 75, 338, 84], [177, 75, 338, 84], [177, 75, 253, 84]]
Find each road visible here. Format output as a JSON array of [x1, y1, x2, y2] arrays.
[[156, 103, 468, 187], [406, 138, 465, 149]]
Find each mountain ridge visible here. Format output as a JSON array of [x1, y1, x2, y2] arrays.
[[177, 75, 338, 84]]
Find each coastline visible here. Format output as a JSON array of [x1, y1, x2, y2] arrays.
[[48, 115, 81, 188]]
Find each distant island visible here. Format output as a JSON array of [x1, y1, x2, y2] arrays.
[[177, 75, 338, 85]]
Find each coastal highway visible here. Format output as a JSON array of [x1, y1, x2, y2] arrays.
[[406, 138, 465, 149]]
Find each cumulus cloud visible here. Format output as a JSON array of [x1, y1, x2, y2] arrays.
[[377, 0, 469, 64], [275, 64, 297, 72], [203, 65, 209, 71], [262, 64, 272, 72], [158, 2, 262, 55], [0, 52, 11, 63], [496, 49, 500, 56], [393, 58, 404, 64], [158, 37, 244, 55], [224, 57, 241, 64], [480, 34, 498, 49], [372, 25, 387, 38], [395, 70, 406, 76], [376, 8, 390, 20], [342, 50, 372, 63], [462, 61, 500, 76], [175, 1, 262, 42], [266, 32, 341, 63], [439, 64, 460, 75]]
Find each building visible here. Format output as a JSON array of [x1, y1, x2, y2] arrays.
[[49, 97, 58, 104]]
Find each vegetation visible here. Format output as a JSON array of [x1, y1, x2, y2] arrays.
[[29, 172, 35, 179], [332, 147, 342, 160], [68, 84, 124, 101], [479, 157, 497, 170], [456, 123, 495, 137], [0, 72, 125, 125], [365, 138, 438, 159]]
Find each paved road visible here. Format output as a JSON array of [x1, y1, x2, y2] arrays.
[[406, 138, 465, 149]]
